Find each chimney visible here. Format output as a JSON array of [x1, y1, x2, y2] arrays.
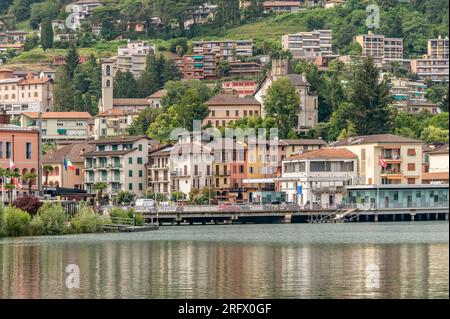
[[0, 109, 10, 125]]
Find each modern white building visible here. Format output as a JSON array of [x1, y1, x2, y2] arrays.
[[66, 0, 103, 30], [282, 30, 333, 60], [116, 41, 154, 78], [280, 148, 359, 208]]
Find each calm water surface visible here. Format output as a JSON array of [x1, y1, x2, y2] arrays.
[[0, 222, 448, 299]]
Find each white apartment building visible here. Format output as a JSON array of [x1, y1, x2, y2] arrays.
[[147, 145, 172, 196], [280, 148, 359, 208], [66, 0, 103, 30], [82, 136, 149, 197], [411, 36, 449, 82], [0, 72, 53, 116], [94, 109, 139, 140], [282, 30, 333, 60], [20, 112, 92, 143], [116, 41, 154, 78]]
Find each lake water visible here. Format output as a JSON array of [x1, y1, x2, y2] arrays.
[[0, 222, 448, 299]]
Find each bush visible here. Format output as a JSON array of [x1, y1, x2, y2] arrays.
[[13, 196, 43, 215], [70, 206, 110, 233], [2, 206, 31, 237], [36, 203, 68, 235], [110, 207, 129, 219], [0, 207, 6, 237], [116, 191, 136, 204], [110, 207, 144, 226]]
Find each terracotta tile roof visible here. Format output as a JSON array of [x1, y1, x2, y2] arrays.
[[22, 112, 92, 119], [89, 135, 147, 144], [43, 142, 95, 164], [333, 134, 421, 146], [280, 139, 327, 146], [286, 148, 358, 160], [422, 172, 449, 181], [20, 77, 51, 85], [82, 149, 137, 157], [0, 43, 23, 49], [113, 98, 150, 106], [426, 144, 449, 155], [147, 89, 167, 99], [97, 109, 126, 117], [206, 93, 261, 106]]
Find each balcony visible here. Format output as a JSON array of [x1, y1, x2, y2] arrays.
[[381, 168, 402, 177]]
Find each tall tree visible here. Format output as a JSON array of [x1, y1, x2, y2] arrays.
[[348, 56, 393, 135], [40, 18, 53, 51], [263, 77, 300, 139], [65, 43, 80, 80], [113, 70, 139, 98], [53, 67, 74, 111]]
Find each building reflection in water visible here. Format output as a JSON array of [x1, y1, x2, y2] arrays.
[[0, 240, 448, 299]]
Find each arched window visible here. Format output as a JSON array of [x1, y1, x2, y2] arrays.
[[22, 168, 28, 176], [106, 79, 111, 88], [30, 168, 36, 185], [49, 181, 54, 186], [54, 166, 59, 176], [106, 65, 111, 76]]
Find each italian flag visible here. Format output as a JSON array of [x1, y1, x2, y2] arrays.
[[64, 158, 75, 171]]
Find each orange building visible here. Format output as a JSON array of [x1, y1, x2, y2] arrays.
[[0, 124, 41, 198]]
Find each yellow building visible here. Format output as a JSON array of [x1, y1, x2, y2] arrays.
[[333, 134, 423, 185]]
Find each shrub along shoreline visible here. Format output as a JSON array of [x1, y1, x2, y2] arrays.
[[0, 202, 144, 238]]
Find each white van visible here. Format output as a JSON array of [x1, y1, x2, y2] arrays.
[[134, 198, 156, 212]]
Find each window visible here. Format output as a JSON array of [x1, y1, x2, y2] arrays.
[[129, 183, 133, 190], [408, 178, 415, 184], [6, 142, 11, 159], [407, 163, 416, 171], [235, 110, 239, 116], [226, 110, 229, 116], [0, 142, 2, 158], [138, 144, 142, 151], [76, 168, 80, 176], [106, 65, 111, 76], [224, 178, 227, 185], [249, 166, 254, 174], [407, 149, 416, 156], [137, 157, 142, 164], [25, 142, 31, 159], [139, 170, 143, 177], [139, 183, 143, 191], [128, 157, 133, 164], [129, 170, 133, 177], [211, 111, 215, 117]]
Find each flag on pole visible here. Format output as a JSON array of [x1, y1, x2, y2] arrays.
[[9, 158, 15, 170], [64, 157, 75, 171], [378, 156, 387, 168]]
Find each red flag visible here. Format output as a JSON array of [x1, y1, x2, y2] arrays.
[[378, 156, 387, 168]]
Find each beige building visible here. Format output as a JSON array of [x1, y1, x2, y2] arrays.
[[422, 144, 449, 184], [278, 139, 327, 161], [116, 41, 154, 78], [147, 89, 167, 109], [82, 136, 151, 197], [333, 134, 423, 185], [147, 145, 172, 196], [255, 59, 318, 135], [411, 36, 449, 82], [0, 71, 53, 116], [353, 32, 403, 66], [94, 109, 139, 140], [282, 30, 333, 60], [204, 93, 261, 128], [43, 142, 95, 189], [192, 40, 253, 62], [20, 112, 92, 143]]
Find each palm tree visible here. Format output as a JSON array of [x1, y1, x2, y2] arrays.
[[23, 172, 37, 196], [93, 182, 107, 205], [43, 165, 54, 193]]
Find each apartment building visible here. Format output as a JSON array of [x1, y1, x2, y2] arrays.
[[20, 112, 92, 144], [175, 53, 217, 80], [255, 59, 318, 134], [263, 1, 302, 13], [192, 40, 253, 62], [282, 30, 333, 60], [229, 61, 262, 77], [278, 138, 327, 161], [82, 136, 149, 197], [169, 134, 214, 196], [353, 32, 403, 66], [66, 0, 103, 30], [43, 142, 95, 189], [280, 148, 358, 207], [333, 134, 423, 185], [116, 41, 154, 78], [147, 145, 172, 196], [411, 36, 449, 82], [204, 93, 261, 128], [422, 144, 449, 184], [6, 30, 28, 43], [222, 81, 257, 97], [94, 109, 139, 140], [0, 72, 53, 116], [0, 124, 41, 198]]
